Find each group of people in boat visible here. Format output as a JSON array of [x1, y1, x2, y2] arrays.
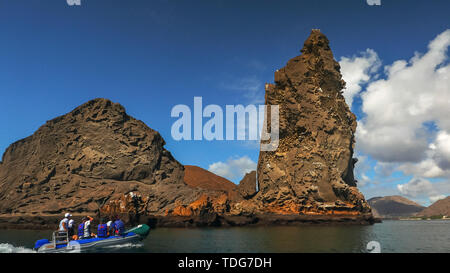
[[58, 213, 125, 240]]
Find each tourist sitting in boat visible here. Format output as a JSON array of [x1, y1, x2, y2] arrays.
[[114, 215, 125, 236], [84, 215, 94, 238], [77, 216, 94, 239], [106, 218, 114, 236], [77, 217, 86, 239], [97, 218, 108, 238], [68, 219, 75, 238], [58, 213, 72, 234]]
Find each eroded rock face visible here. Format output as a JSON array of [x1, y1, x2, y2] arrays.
[[237, 171, 257, 199], [254, 30, 371, 215], [169, 193, 230, 217], [0, 31, 374, 227], [0, 98, 201, 215]]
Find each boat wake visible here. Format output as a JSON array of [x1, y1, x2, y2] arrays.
[[102, 242, 144, 250], [0, 242, 144, 253], [0, 243, 36, 253]]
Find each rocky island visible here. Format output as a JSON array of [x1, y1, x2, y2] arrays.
[[0, 30, 374, 229]]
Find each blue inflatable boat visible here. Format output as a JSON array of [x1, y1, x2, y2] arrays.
[[34, 224, 150, 253]]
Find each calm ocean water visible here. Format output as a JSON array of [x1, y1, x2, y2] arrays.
[[0, 220, 449, 253]]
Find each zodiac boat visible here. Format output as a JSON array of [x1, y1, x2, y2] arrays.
[[34, 224, 150, 253]]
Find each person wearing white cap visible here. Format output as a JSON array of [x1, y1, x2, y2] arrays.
[[58, 213, 72, 232]]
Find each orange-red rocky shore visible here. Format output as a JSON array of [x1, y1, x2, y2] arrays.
[[0, 30, 375, 229]]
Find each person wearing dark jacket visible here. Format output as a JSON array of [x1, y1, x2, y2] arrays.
[[68, 219, 75, 238]]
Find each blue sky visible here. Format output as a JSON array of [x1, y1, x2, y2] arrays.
[[1, 0, 449, 205]]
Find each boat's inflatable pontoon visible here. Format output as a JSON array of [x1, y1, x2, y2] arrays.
[[34, 224, 150, 253]]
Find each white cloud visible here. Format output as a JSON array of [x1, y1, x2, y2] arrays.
[[397, 178, 434, 197], [429, 194, 446, 203], [358, 178, 402, 200], [356, 29, 450, 168], [374, 161, 398, 177], [341, 30, 450, 203], [398, 157, 449, 178], [354, 153, 372, 187], [208, 155, 256, 182], [397, 177, 449, 204], [432, 131, 450, 170], [339, 48, 381, 108]]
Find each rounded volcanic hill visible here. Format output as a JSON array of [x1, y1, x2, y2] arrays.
[[0, 98, 201, 216]]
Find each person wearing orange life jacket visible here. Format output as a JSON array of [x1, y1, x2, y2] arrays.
[[97, 218, 108, 238]]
